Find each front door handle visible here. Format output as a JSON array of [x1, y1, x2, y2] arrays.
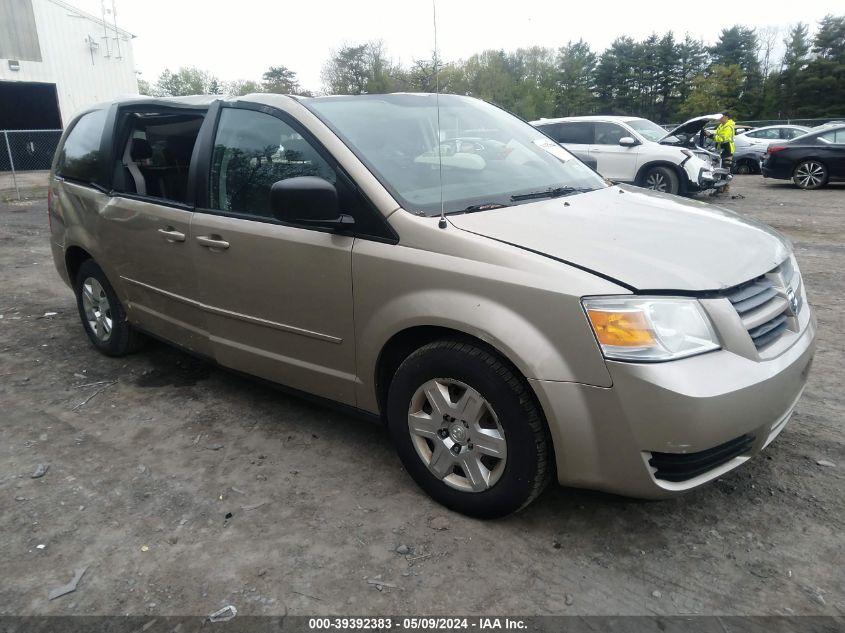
[[195, 235, 230, 250], [158, 227, 186, 242]]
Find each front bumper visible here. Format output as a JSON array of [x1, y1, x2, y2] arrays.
[[686, 166, 732, 192], [530, 308, 816, 499]]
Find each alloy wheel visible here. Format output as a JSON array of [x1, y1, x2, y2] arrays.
[[645, 172, 667, 191], [81, 277, 113, 342], [794, 161, 825, 188], [407, 378, 507, 493]]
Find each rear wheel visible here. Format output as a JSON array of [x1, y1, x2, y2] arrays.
[[733, 161, 752, 175], [386, 340, 551, 518], [74, 260, 145, 356], [792, 160, 828, 189], [642, 166, 680, 194]]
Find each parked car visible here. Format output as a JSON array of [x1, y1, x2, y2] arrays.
[[762, 124, 845, 189], [530, 114, 730, 195], [732, 147, 768, 175], [734, 125, 810, 151], [49, 94, 815, 518]]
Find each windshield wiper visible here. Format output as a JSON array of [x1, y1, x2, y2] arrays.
[[445, 202, 510, 215], [510, 186, 594, 202]]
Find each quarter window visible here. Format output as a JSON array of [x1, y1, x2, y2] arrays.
[[209, 108, 335, 218], [57, 109, 108, 186]]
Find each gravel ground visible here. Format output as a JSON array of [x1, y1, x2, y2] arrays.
[[0, 176, 843, 617]]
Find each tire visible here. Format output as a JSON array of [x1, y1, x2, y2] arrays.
[[74, 259, 145, 356], [386, 340, 551, 518], [642, 166, 680, 194], [792, 160, 828, 190], [734, 162, 752, 175]]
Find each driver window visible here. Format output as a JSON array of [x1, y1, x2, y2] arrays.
[[209, 108, 335, 218], [593, 122, 628, 145]]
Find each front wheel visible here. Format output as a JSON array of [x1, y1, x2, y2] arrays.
[[642, 166, 680, 194], [733, 161, 752, 175], [386, 340, 551, 518], [792, 160, 828, 190]]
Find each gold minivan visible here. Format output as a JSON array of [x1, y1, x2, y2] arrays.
[[49, 94, 816, 517]]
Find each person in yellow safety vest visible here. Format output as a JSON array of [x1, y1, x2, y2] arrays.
[[710, 112, 735, 193]]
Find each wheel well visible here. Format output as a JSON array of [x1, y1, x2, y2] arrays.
[[375, 326, 519, 417], [635, 161, 686, 190], [65, 246, 93, 284]]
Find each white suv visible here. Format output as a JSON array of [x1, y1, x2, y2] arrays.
[[531, 114, 730, 195]]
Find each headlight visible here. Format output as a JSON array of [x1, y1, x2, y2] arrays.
[[582, 296, 720, 362]]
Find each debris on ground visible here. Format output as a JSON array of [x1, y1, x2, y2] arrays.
[[652, 590, 662, 598], [140, 545, 149, 552], [71, 380, 117, 411], [367, 579, 398, 591], [36, 544, 46, 550], [208, 605, 238, 622], [565, 593, 574, 606], [395, 544, 410, 555], [41, 312, 58, 318], [816, 459, 836, 468], [206, 444, 224, 451], [31, 463, 49, 479], [48, 566, 88, 600], [428, 516, 449, 531]]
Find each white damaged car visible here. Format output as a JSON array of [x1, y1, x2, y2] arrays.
[[531, 114, 730, 195]]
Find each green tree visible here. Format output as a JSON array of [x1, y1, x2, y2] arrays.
[[321, 41, 399, 94], [594, 37, 638, 114], [555, 40, 596, 116], [793, 15, 845, 117], [226, 79, 262, 96], [153, 67, 220, 96], [678, 64, 743, 119], [137, 78, 151, 96], [777, 23, 811, 117], [262, 66, 300, 94]]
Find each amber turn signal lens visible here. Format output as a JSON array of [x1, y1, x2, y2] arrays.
[[586, 309, 656, 348]]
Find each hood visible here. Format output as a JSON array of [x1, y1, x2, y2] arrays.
[[447, 186, 789, 292], [659, 114, 722, 143]]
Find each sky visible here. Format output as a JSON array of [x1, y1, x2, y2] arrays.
[[72, 0, 836, 92]]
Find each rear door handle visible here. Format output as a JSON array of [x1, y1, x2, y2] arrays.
[[158, 227, 186, 242], [195, 235, 230, 250]]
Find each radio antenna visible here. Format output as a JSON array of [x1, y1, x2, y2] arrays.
[[433, 0, 447, 229]]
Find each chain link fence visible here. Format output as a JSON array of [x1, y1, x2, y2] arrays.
[[1, 129, 63, 200]]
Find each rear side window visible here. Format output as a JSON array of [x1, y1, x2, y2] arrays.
[[210, 108, 335, 219], [555, 122, 593, 144], [57, 109, 108, 186]]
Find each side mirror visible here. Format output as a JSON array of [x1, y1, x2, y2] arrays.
[[618, 136, 639, 147], [270, 176, 354, 230]]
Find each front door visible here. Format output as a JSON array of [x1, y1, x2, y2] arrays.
[[588, 122, 639, 182], [190, 106, 357, 404]]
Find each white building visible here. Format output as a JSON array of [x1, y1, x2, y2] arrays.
[[0, 0, 138, 130]]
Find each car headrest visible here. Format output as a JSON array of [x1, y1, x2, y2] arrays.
[[130, 138, 153, 161]]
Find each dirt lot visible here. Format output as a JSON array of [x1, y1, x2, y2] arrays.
[[1, 177, 843, 618]]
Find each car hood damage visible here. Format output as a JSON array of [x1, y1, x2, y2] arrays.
[[659, 114, 722, 144], [447, 185, 790, 292]]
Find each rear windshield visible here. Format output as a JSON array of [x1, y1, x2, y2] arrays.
[[305, 94, 607, 216], [57, 109, 109, 186]]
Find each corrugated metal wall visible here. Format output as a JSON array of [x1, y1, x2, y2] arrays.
[[0, 0, 137, 126]]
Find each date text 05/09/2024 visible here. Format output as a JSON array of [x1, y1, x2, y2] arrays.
[[308, 617, 528, 630]]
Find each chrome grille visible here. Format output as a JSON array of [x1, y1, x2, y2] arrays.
[[724, 259, 801, 351]]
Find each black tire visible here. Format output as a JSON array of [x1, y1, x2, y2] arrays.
[[792, 160, 828, 190], [733, 161, 752, 175], [642, 166, 680, 194], [386, 340, 551, 518], [74, 259, 145, 356]]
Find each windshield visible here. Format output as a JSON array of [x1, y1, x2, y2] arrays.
[[625, 118, 669, 142], [305, 94, 607, 216]]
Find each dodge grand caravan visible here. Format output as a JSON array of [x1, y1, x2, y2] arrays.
[[49, 94, 816, 518]]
